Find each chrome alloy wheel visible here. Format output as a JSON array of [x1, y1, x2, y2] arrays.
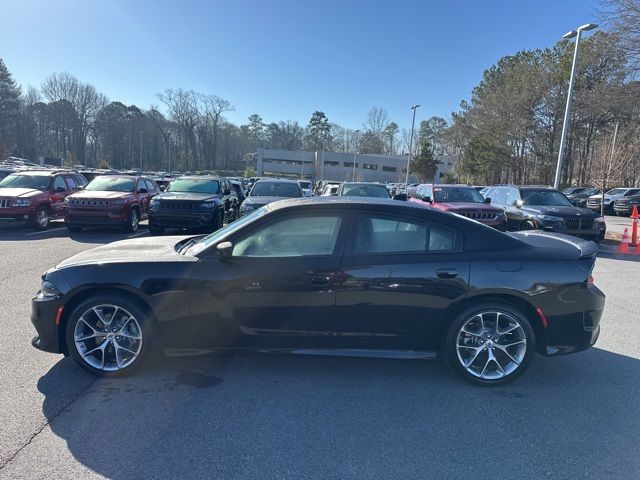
[[130, 209, 139, 231], [74, 304, 143, 371], [456, 311, 527, 380], [37, 209, 50, 228]]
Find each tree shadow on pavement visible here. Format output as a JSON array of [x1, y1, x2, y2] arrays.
[[34, 348, 640, 480]]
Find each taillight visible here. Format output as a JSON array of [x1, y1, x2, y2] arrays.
[[587, 275, 594, 286]]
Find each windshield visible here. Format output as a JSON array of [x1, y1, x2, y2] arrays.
[[167, 178, 220, 194], [0, 174, 50, 190], [606, 188, 627, 196], [86, 176, 135, 192], [580, 188, 600, 196], [188, 207, 269, 255], [341, 184, 390, 198], [250, 182, 300, 197], [434, 187, 484, 203], [522, 189, 572, 206]]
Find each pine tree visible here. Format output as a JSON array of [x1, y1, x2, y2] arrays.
[[410, 138, 441, 181], [305, 111, 332, 151], [0, 59, 22, 157]]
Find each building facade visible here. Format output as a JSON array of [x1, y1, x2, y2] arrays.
[[256, 148, 455, 183]]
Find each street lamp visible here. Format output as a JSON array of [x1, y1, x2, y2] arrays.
[[352, 129, 361, 181], [405, 105, 420, 190], [554, 23, 598, 189]]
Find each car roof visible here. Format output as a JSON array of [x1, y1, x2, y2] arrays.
[[267, 196, 433, 212], [176, 176, 221, 180], [342, 182, 386, 186], [11, 169, 61, 176], [255, 178, 298, 184]]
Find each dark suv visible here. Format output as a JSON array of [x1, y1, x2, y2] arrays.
[[484, 185, 606, 242], [65, 175, 158, 232], [613, 192, 640, 216], [0, 170, 87, 230], [148, 176, 238, 234], [239, 178, 302, 216]]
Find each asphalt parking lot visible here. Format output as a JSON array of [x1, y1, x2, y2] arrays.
[[0, 219, 639, 480]]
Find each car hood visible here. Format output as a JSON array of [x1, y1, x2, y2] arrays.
[[0, 187, 44, 198], [522, 205, 596, 217], [70, 190, 131, 199], [56, 235, 198, 269], [244, 196, 295, 207], [156, 192, 220, 202], [436, 202, 501, 212]]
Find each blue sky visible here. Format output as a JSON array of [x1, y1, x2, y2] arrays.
[[2, 0, 599, 130]]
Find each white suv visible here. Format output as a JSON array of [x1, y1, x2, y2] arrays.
[[586, 187, 640, 213]]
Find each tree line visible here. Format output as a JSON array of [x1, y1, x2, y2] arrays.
[[0, 61, 450, 175]]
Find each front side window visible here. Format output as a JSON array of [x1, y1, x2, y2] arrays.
[[53, 176, 67, 192], [233, 214, 343, 257], [353, 214, 456, 254], [85, 177, 135, 192]]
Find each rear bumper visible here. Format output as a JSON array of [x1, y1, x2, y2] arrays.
[[542, 284, 605, 356], [30, 295, 63, 354]]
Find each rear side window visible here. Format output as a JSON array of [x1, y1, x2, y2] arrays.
[[353, 214, 457, 254], [145, 180, 156, 191], [64, 176, 77, 190]]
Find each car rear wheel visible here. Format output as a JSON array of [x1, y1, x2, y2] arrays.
[[123, 208, 139, 233], [65, 295, 153, 377], [31, 206, 50, 230], [444, 302, 535, 385]]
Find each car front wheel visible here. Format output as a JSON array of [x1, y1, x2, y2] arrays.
[[65, 295, 152, 377], [31, 206, 51, 230], [123, 208, 139, 233], [444, 302, 535, 385]]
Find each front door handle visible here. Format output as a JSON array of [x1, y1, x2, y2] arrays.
[[436, 269, 458, 279], [308, 275, 331, 286]]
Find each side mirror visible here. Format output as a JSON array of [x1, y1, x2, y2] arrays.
[[138, 188, 148, 194], [514, 199, 523, 208], [55, 186, 66, 193], [77, 185, 85, 190], [392, 193, 407, 201], [483, 197, 491, 204], [421, 195, 432, 203], [216, 241, 234, 258]]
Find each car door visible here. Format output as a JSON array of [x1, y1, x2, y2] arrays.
[[136, 179, 152, 217], [179, 209, 348, 350], [334, 209, 469, 351], [50, 175, 67, 218], [503, 188, 525, 229]]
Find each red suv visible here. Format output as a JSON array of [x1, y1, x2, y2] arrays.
[[0, 170, 87, 230], [65, 175, 158, 232], [409, 184, 508, 231]]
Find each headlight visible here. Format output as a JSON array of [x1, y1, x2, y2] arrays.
[[149, 199, 159, 209], [240, 204, 255, 212], [12, 198, 32, 207], [537, 215, 563, 222], [110, 198, 127, 205], [200, 202, 216, 209], [38, 280, 59, 299]]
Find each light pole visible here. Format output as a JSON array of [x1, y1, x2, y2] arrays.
[[554, 23, 598, 189], [405, 105, 420, 190], [352, 130, 360, 181]]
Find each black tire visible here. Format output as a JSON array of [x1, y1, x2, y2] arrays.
[[65, 293, 154, 377], [30, 206, 51, 230], [212, 209, 224, 232], [443, 301, 536, 386], [123, 208, 140, 233], [519, 220, 537, 231], [148, 224, 165, 235], [66, 225, 82, 233]]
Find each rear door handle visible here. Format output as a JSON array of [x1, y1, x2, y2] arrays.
[[308, 275, 331, 286], [436, 269, 458, 279]]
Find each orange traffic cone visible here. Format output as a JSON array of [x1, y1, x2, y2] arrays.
[[631, 206, 639, 247], [619, 228, 630, 254]]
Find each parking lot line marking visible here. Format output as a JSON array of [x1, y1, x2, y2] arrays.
[[26, 227, 66, 236], [127, 231, 148, 238]]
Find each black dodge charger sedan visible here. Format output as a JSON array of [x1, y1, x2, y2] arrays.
[[31, 197, 604, 385]]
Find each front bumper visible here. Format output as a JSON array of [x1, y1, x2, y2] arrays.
[[543, 284, 605, 356], [65, 207, 128, 226], [149, 210, 215, 228], [30, 295, 64, 354], [0, 205, 33, 222], [539, 223, 606, 241]]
